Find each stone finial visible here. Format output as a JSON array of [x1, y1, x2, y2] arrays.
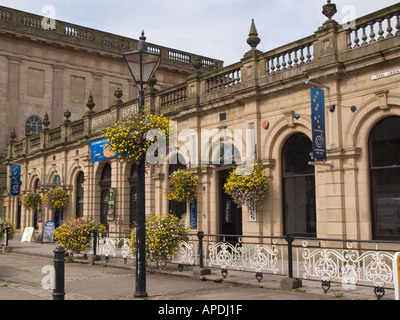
[[64, 109, 71, 124], [322, 0, 338, 27], [244, 19, 262, 58], [192, 55, 203, 70], [25, 124, 31, 136], [9, 128, 16, 143], [114, 88, 123, 105], [43, 112, 50, 130], [86, 92, 95, 113], [247, 19, 261, 50]]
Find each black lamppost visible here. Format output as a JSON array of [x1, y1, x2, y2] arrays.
[[123, 31, 161, 298]]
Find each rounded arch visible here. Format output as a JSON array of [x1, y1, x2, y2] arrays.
[[346, 93, 400, 148], [262, 115, 312, 161]]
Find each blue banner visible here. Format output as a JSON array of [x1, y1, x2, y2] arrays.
[[10, 164, 21, 196], [90, 138, 118, 163], [190, 199, 197, 230], [310, 87, 327, 161]]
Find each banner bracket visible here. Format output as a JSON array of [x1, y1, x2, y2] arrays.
[[308, 161, 334, 169]]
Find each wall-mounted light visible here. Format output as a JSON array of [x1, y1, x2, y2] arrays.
[[292, 112, 301, 120], [328, 104, 357, 113]]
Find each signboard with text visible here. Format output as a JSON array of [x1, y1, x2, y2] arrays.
[[42, 220, 56, 243], [90, 138, 119, 163], [107, 188, 116, 222], [190, 199, 197, 230], [310, 87, 327, 161]]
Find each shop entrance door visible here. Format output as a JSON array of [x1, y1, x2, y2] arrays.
[[219, 170, 242, 242]]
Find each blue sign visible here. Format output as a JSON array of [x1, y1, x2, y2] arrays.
[[10, 164, 21, 196], [190, 199, 197, 230], [310, 87, 327, 161], [42, 220, 57, 243], [90, 138, 118, 163]]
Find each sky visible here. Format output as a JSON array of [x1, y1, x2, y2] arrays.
[[0, 0, 399, 66]]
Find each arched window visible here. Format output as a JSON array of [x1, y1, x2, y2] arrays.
[[370, 116, 400, 240], [25, 116, 43, 135], [282, 133, 316, 237], [76, 172, 84, 218]]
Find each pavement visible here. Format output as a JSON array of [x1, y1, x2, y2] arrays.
[[0, 240, 396, 304]]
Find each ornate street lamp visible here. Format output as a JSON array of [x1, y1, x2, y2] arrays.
[[123, 31, 161, 298]]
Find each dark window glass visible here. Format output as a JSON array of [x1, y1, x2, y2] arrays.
[[76, 172, 84, 218], [282, 134, 316, 237], [370, 117, 400, 240]]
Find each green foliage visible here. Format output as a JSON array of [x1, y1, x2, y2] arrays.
[[54, 218, 106, 254], [21, 192, 41, 209], [164, 169, 198, 202], [0, 218, 14, 240], [223, 164, 269, 208], [130, 214, 188, 269]]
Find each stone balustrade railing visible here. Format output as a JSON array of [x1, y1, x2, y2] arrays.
[[347, 4, 400, 49], [0, 5, 223, 71]]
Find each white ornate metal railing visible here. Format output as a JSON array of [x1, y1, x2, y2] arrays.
[[82, 231, 400, 300]]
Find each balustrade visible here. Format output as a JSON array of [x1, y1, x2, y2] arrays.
[[266, 42, 314, 74], [348, 10, 400, 48], [205, 66, 241, 94], [160, 86, 188, 108]]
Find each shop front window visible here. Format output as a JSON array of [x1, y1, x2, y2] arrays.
[[282, 133, 316, 237], [370, 116, 400, 240]]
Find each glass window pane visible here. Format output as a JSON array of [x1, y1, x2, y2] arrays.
[[282, 133, 316, 237], [371, 117, 400, 167], [284, 175, 316, 235], [373, 168, 400, 237], [284, 134, 313, 175]]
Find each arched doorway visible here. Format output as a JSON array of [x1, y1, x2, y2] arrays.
[[282, 133, 316, 237], [369, 116, 400, 240], [76, 171, 84, 218], [99, 163, 111, 229]]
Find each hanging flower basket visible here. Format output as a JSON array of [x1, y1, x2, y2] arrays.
[[164, 169, 198, 203], [103, 107, 171, 164], [223, 164, 269, 208], [129, 214, 188, 269], [0, 218, 14, 240], [54, 218, 106, 255], [21, 192, 41, 209], [41, 187, 69, 209]]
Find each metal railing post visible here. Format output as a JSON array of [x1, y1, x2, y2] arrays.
[[92, 230, 98, 256], [197, 231, 204, 268], [285, 233, 294, 279], [5, 227, 9, 247], [53, 245, 65, 300]]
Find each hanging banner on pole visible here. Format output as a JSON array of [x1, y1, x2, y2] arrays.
[[10, 164, 21, 196], [310, 87, 327, 161]]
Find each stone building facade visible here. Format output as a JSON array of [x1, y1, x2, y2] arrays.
[[0, 5, 222, 217], [3, 2, 400, 241]]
